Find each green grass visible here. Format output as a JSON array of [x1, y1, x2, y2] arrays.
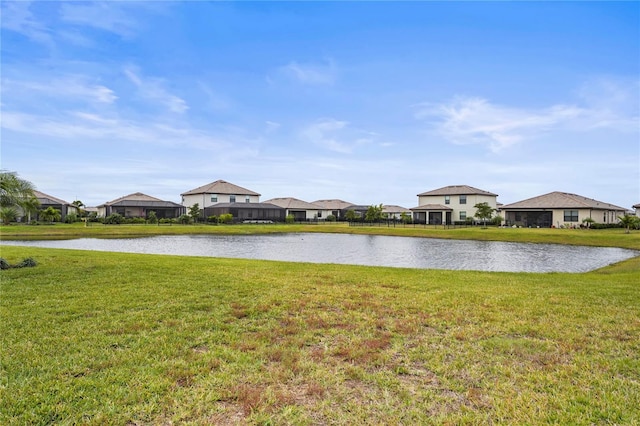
[[2, 222, 640, 250], [1, 245, 639, 425]]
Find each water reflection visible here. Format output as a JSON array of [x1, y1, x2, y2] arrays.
[[1, 233, 637, 273]]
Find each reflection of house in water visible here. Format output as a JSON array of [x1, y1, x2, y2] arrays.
[[97, 193, 185, 219], [501, 192, 627, 228]]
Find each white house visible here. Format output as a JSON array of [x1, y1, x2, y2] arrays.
[[181, 180, 261, 210], [634, 203, 640, 217], [411, 185, 498, 224], [262, 197, 329, 221], [501, 191, 627, 228]]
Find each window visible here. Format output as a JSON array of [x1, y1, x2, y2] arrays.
[[318, 211, 322, 218], [444, 195, 450, 205], [459, 211, 466, 221], [245, 196, 250, 203], [459, 195, 467, 205], [564, 210, 579, 222], [211, 194, 218, 202], [230, 195, 236, 203]]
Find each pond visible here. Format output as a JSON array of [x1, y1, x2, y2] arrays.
[[2, 233, 637, 273]]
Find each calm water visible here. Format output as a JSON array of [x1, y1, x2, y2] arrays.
[[2, 233, 637, 272]]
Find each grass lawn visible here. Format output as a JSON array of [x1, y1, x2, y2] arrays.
[[1, 237, 639, 424]]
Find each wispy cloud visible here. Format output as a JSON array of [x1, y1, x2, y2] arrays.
[[417, 79, 639, 153], [279, 59, 337, 85], [124, 67, 189, 114], [2, 76, 117, 104], [0, 1, 53, 47], [59, 1, 141, 38], [300, 118, 374, 154]]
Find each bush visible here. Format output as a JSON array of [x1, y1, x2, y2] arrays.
[[104, 213, 123, 224], [207, 215, 218, 224], [0, 258, 10, 270], [285, 214, 295, 224], [218, 214, 233, 224], [65, 213, 79, 223], [178, 214, 191, 224], [159, 218, 176, 224], [591, 223, 624, 229], [16, 257, 37, 268], [147, 211, 158, 224], [325, 214, 336, 222]]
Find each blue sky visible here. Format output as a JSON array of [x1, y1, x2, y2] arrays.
[[1, 1, 638, 209]]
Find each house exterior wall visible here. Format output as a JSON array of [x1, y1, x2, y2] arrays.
[[418, 194, 497, 222], [505, 208, 624, 228], [182, 193, 260, 209]]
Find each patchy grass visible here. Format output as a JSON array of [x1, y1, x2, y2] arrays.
[[2, 222, 640, 250], [1, 246, 639, 424]]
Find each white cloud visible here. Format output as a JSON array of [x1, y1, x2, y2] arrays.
[[0, 1, 53, 47], [59, 2, 139, 38], [300, 118, 376, 154], [2, 77, 117, 104], [124, 67, 189, 114], [279, 59, 337, 85], [416, 81, 639, 153]]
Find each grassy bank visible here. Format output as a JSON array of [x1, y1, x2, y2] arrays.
[[2, 222, 640, 250], [2, 246, 639, 424]]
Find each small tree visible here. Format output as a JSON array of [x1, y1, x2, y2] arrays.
[[72, 200, 86, 218], [345, 209, 358, 222], [474, 202, 496, 229], [188, 203, 201, 224], [285, 214, 295, 224], [178, 214, 192, 224], [365, 204, 384, 223], [582, 217, 595, 229], [147, 211, 158, 224], [325, 214, 336, 222], [400, 211, 412, 224], [618, 214, 640, 234], [0, 207, 18, 224], [40, 206, 61, 223]]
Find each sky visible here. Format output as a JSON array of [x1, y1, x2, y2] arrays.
[[1, 1, 639, 209]]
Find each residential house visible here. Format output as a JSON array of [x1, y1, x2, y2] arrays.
[[312, 199, 356, 221], [97, 193, 184, 219], [382, 205, 412, 221], [634, 203, 640, 217], [411, 185, 498, 224], [263, 197, 328, 221], [205, 202, 285, 223], [24, 190, 78, 222], [500, 191, 627, 228], [181, 179, 261, 216]]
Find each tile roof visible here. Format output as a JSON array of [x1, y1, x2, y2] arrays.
[[410, 204, 453, 211], [100, 193, 182, 208], [501, 192, 627, 211], [263, 197, 323, 210], [382, 205, 411, 213], [34, 190, 70, 206], [417, 185, 497, 197], [181, 180, 260, 196], [312, 199, 354, 210]]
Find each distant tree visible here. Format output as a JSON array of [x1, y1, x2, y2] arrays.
[[20, 196, 41, 222], [618, 214, 640, 234], [40, 206, 61, 223], [474, 202, 496, 228], [188, 203, 201, 223], [104, 213, 123, 224], [147, 211, 158, 224], [365, 204, 384, 223], [345, 209, 358, 222], [0, 171, 36, 208], [72, 200, 86, 218], [400, 211, 412, 224]]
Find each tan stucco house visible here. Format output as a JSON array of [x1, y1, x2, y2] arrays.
[[411, 185, 498, 224], [263, 197, 329, 221], [312, 199, 356, 221], [22, 190, 78, 222], [501, 191, 627, 228], [181, 180, 260, 210], [97, 193, 184, 219]]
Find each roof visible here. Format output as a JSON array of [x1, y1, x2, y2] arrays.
[[34, 190, 70, 206], [181, 180, 260, 196], [634, 203, 640, 209], [100, 192, 182, 208], [205, 202, 284, 210], [382, 205, 411, 214], [501, 192, 627, 211], [418, 185, 497, 197], [410, 204, 453, 211], [263, 197, 322, 210], [312, 199, 355, 210]]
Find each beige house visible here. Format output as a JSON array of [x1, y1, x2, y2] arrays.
[[263, 197, 329, 221], [97, 193, 184, 219], [21, 190, 78, 222], [181, 180, 260, 210], [382, 205, 412, 220], [501, 191, 627, 228], [634, 203, 640, 217], [411, 185, 498, 224], [312, 199, 355, 221]]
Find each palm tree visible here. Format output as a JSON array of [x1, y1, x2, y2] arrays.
[[40, 206, 61, 224], [0, 171, 36, 208], [0, 207, 18, 225], [618, 214, 640, 234], [20, 196, 41, 223]]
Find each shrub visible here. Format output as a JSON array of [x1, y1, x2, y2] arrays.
[[178, 214, 192, 224], [218, 213, 233, 224], [104, 213, 123, 224], [285, 214, 295, 224], [159, 218, 176, 224], [65, 213, 79, 223], [207, 215, 218, 224], [147, 211, 158, 224], [0, 258, 10, 270], [16, 257, 37, 268], [325, 214, 336, 222]]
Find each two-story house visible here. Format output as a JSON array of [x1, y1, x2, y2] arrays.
[[411, 185, 498, 225]]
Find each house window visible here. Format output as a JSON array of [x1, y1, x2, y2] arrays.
[[603, 213, 607, 223], [444, 195, 450, 205], [459, 211, 466, 221], [245, 196, 250, 203], [211, 194, 218, 202], [564, 210, 579, 222], [230, 195, 236, 203], [459, 195, 467, 205], [318, 211, 322, 218]]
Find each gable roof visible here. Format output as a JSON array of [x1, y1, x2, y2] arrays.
[[34, 190, 70, 206], [263, 197, 322, 210], [410, 204, 453, 211], [100, 192, 182, 208], [312, 199, 354, 210], [501, 192, 627, 211], [382, 205, 411, 214], [418, 185, 497, 197], [181, 180, 260, 196]]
